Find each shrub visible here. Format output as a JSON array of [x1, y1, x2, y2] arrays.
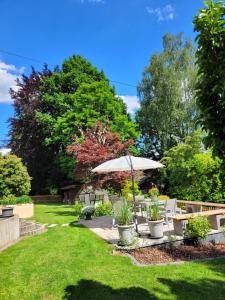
[[74, 203, 83, 216], [148, 187, 159, 197], [81, 206, 95, 219], [0, 195, 32, 205], [121, 180, 140, 201], [117, 201, 133, 225], [158, 195, 170, 201], [185, 216, 211, 240], [147, 201, 162, 221], [94, 203, 112, 217], [0, 154, 31, 197], [162, 131, 224, 202]]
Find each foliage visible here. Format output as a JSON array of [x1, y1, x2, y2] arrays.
[[94, 202, 112, 217], [121, 180, 140, 201], [161, 131, 224, 202], [0, 195, 32, 205], [136, 33, 197, 159], [9, 66, 60, 194], [117, 201, 133, 225], [74, 203, 83, 216], [158, 195, 170, 201], [185, 216, 211, 240], [193, 1, 225, 158], [39, 55, 138, 145], [81, 206, 95, 218], [148, 187, 159, 197], [0, 154, 31, 197], [67, 122, 133, 191], [147, 201, 163, 221]]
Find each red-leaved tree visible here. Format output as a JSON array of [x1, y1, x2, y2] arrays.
[[67, 122, 134, 191]]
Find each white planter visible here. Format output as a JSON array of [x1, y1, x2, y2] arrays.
[[147, 219, 164, 238], [117, 223, 135, 246], [0, 203, 33, 219]]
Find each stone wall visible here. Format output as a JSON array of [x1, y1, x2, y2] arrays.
[[31, 195, 62, 203], [0, 215, 20, 251]]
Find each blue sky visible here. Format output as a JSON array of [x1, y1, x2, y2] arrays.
[[0, 0, 203, 144]]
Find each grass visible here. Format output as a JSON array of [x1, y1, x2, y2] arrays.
[[0, 203, 225, 299]]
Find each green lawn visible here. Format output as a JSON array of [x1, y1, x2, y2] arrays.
[[1, 203, 225, 300]]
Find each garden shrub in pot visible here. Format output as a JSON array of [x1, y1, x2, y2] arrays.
[[147, 201, 164, 238], [148, 187, 159, 201], [81, 206, 95, 220], [117, 201, 134, 246]]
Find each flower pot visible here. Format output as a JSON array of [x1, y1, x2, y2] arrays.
[[85, 213, 92, 220], [2, 207, 14, 217], [147, 219, 164, 238], [150, 195, 158, 201], [117, 223, 135, 246]]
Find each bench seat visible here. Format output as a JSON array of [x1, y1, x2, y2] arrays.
[[171, 209, 225, 236]]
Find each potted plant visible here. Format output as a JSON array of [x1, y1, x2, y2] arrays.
[[147, 201, 164, 238], [81, 206, 95, 220], [0, 195, 16, 217], [148, 187, 159, 201], [117, 201, 135, 246]]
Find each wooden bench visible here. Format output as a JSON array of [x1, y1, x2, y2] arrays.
[[171, 209, 225, 236], [177, 200, 225, 213]]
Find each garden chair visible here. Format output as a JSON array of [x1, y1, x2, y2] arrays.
[[89, 193, 96, 205], [134, 195, 145, 216], [79, 194, 85, 205], [84, 194, 91, 206], [161, 198, 182, 225]]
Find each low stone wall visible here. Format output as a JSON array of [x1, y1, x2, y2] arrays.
[[0, 203, 34, 219], [31, 195, 62, 203], [0, 215, 20, 251]]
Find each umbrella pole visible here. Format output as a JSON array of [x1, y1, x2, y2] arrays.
[[129, 155, 138, 233]]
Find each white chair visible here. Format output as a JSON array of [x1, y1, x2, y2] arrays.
[[161, 199, 182, 225], [84, 194, 91, 206], [79, 194, 85, 204], [110, 196, 124, 228], [134, 195, 145, 216]]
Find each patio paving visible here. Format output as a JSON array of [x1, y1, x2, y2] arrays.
[[78, 215, 184, 249]]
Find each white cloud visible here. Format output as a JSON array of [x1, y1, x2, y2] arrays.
[[119, 95, 140, 115], [0, 60, 24, 104], [146, 4, 175, 22]]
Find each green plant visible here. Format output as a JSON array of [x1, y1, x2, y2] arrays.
[[48, 186, 58, 195], [0, 154, 31, 197], [81, 206, 95, 220], [117, 201, 133, 225], [94, 203, 112, 217], [74, 203, 83, 216], [185, 216, 211, 240], [148, 187, 159, 197], [121, 180, 140, 201], [0, 195, 32, 205], [148, 201, 162, 221]]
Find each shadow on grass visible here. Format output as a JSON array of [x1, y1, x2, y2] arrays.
[[158, 277, 225, 300], [63, 279, 156, 300]]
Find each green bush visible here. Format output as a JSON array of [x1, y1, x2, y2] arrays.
[[185, 216, 211, 240], [0, 154, 31, 197], [0, 195, 32, 205], [148, 201, 162, 221], [162, 131, 224, 202], [74, 203, 83, 216], [94, 203, 112, 217], [121, 180, 140, 201]]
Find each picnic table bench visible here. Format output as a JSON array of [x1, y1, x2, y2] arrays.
[[177, 200, 225, 213], [171, 209, 225, 236]]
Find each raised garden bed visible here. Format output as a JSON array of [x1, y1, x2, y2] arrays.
[[122, 243, 225, 265]]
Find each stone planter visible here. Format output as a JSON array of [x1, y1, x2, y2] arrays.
[[0, 203, 33, 219], [147, 219, 164, 238], [117, 223, 135, 246], [2, 207, 14, 217]]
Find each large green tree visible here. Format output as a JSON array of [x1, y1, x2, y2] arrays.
[[38, 55, 138, 146], [136, 33, 197, 159], [193, 0, 225, 158]]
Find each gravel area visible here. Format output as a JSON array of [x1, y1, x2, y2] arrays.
[[123, 243, 225, 264]]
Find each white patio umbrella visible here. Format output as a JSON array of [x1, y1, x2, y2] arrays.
[[92, 155, 164, 231]]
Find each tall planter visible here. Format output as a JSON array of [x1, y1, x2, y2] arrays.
[[117, 223, 135, 246], [147, 219, 164, 238]]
